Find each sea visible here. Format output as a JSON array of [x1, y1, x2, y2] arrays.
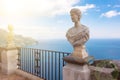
[[29, 39, 120, 60]]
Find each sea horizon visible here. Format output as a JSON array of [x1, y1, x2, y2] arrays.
[[27, 38, 120, 60]]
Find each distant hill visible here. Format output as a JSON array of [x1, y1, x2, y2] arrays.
[[0, 28, 37, 47]]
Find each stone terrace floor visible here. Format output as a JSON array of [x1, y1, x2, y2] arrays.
[[0, 68, 30, 80]]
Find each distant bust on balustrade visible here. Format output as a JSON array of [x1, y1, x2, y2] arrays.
[[7, 24, 15, 48], [66, 8, 89, 59]]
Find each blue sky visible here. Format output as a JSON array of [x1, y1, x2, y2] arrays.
[[0, 0, 120, 39]]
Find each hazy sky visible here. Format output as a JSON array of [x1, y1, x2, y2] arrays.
[[0, 0, 120, 39]]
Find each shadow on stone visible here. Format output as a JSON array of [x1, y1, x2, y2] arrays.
[[63, 55, 94, 65]]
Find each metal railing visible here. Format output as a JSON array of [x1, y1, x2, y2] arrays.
[[18, 48, 70, 80]]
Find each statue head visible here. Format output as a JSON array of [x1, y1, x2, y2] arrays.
[[70, 8, 81, 22]]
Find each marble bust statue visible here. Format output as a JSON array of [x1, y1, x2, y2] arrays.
[[66, 8, 89, 59], [63, 8, 92, 80]]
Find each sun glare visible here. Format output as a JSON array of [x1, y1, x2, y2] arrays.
[[3, 0, 23, 16], [1, 0, 26, 26]]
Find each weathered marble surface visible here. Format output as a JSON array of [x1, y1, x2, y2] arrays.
[[63, 63, 90, 80], [66, 25, 89, 46], [66, 8, 89, 58], [63, 55, 94, 65], [1, 49, 18, 75]]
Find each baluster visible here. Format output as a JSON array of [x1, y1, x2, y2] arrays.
[[48, 51, 51, 80], [45, 50, 47, 79], [32, 49, 34, 75], [51, 51, 53, 80], [42, 50, 45, 79], [59, 52, 60, 80], [55, 52, 57, 80]]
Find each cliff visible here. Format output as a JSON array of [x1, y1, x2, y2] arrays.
[[0, 28, 37, 47]]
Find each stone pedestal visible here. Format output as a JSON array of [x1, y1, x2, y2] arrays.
[[1, 48, 18, 75], [63, 56, 93, 80], [63, 63, 90, 80]]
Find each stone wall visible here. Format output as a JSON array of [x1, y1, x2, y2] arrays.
[[89, 66, 114, 80], [0, 48, 2, 63]]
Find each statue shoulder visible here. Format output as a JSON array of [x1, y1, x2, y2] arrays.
[[67, 27, 74, 32], [81, 24, 89, 29]]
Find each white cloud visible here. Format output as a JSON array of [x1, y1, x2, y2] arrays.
[[0, 0, 79, 17], [101, 10, 120, 18], [0, 0, 96, 28], [74, 4, 95, 13], [0, 0, 95, 17]]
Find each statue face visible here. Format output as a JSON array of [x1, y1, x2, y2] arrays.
[[70, 13, 79, 23]]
